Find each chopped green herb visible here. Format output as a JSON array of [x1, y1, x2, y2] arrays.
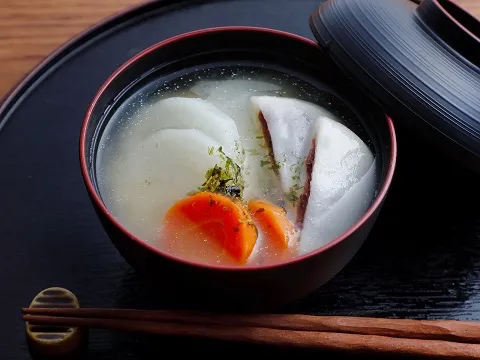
[[285, 190, 299, 204], [269, 160, 282, 172], [246, 149, 261, 156], [260, 160, 270, 167], [217, 146, 226, 161], [208, 146, 214, 155], [234, 141, 243, 154], [285, 183, 304, 206], [198, 147, 245, 198]]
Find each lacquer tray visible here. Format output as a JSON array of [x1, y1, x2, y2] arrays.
[[1, 0, 479, 359]]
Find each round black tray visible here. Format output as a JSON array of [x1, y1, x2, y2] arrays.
[[1, 0, 480, 359]]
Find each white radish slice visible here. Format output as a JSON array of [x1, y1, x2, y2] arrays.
[[105, 128, 227, 242], [128, 97, 242, 162]]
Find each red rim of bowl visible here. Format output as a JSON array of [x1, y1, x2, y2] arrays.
[[80, 26, 398, 272]]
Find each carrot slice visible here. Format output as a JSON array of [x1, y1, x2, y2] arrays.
[[248, 199, 295, 249], [163, 192, 258, 264]]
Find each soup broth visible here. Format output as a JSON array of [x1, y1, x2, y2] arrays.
[[96, 65, 379, 266]]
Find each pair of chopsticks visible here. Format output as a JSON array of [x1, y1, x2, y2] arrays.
[[22, 307, 480, 358]]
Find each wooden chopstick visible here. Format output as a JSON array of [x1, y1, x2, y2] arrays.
[[22, 308, 480, 359], [21, 312, 480, 359], [22, 307, 480, 344]]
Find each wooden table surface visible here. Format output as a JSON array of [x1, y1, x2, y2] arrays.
[[0, 0, 478, 100]]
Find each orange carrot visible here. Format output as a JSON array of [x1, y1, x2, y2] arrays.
[[248, 199, 296, 249], [163, 192, 258, 264]]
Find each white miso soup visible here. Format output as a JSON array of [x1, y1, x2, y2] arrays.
[[96, 65, 379, 266]]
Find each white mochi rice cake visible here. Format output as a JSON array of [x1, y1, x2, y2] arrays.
[[250, 95, 377, 253], [297, 116, 377, 254], [249, 95, 338, 210]]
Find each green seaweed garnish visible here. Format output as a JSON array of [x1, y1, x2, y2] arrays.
[[285, 183, 304, 206], [260, 159, 270, 168], [269, 159, 282, 172], [259, 155, 283, 172], [197, 147, 245, 198], [246, 149, 261, 156]]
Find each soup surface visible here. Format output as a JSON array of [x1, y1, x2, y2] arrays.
[[96, 65, 378, 266]]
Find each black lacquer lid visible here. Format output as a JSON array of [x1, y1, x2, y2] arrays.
[[310, 0, 480, 171]]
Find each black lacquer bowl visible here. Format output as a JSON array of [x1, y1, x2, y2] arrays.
[[81, 0, 479, 310], [80, 27, 397, 310]]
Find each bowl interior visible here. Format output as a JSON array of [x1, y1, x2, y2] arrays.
[[82, 27, 394, 270]]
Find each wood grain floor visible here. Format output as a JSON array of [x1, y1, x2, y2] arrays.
[[0, 0, 478, 99], [0, 0, 144, 98]]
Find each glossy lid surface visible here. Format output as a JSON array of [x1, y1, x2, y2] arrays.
[[310, 0, 480, 170]]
